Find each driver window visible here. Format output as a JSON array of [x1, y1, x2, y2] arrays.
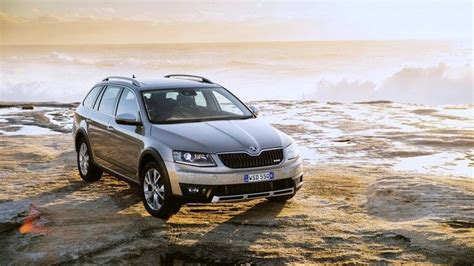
[[116, 89, 139, 118]]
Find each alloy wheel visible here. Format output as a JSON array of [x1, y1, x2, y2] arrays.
[[143, 168, 165, 211], [79, 142, 89, 176]]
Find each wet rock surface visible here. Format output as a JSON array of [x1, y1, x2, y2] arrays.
[[0, 103, 76, 135], [0, 200, 31, 233], [0, 134, 473, 264], [1, 100, 473, 176]]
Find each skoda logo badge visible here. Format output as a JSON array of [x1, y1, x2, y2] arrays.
[[249, 145, 258, 153]]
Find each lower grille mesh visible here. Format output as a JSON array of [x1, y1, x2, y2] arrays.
[[213, 178, 294, 196]]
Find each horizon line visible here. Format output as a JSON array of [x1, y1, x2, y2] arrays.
[[0, 38, 467, 46]]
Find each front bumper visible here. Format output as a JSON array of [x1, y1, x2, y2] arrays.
[[181, 173, 303, 203], [164, 156, 303, 203]]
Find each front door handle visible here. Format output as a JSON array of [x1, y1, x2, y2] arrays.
[[107, 125, 115, 131]]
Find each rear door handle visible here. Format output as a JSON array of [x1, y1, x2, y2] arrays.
[[107, 125, 115, 131]]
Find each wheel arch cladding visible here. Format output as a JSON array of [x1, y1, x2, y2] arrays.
[[75, 130, 86, 152], [139, 148, 166, 176]]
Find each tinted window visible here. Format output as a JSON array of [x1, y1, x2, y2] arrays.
[[97, 86, 121, 115], [93, 87, 105, 110], [212, 90, 245, 115], [195, 91, 207, 107], [142, 87, 253, 124], [83, 86, 102, 108], [116, 89, 139, 117], [166, 92, 178, 100]]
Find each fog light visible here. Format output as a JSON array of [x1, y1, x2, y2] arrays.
[[188, 187, 200, 194]]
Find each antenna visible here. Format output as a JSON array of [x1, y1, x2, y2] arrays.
[[132, 74, 136, 78]]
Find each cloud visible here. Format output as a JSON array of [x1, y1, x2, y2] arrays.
[[0, 11, 318, 44], [0, 11, 25, 23]]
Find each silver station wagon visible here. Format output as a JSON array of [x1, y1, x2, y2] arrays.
[[73, 74, 303, 218]]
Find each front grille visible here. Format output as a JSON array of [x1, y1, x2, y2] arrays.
[[213, 178, 294, 196], [218, 148, 284, 169]]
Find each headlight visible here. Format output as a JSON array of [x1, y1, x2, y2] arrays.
[[173, 151, 216, 167], [286, 142, 300, 160]]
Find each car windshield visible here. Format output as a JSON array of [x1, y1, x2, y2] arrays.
[[142, 87, 254, 124]]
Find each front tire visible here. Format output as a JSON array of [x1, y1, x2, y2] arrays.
[[77, 138, 103, 182], [140, 162, 181, 219]]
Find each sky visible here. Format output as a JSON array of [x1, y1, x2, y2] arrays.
[[0, 0, 472, 44]]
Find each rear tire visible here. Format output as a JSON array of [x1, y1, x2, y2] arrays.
[[140, 161, 181, 219], [77, 138, 103, 182]]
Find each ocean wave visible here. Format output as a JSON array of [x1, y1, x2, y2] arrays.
[[42, 51, 281, 70], [303, 63, 473, 105], [45, 52, 214, 69], [1, 48, 472, 105], [0, 80, 85, 102]]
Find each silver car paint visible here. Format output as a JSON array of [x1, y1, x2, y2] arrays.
[[74, 78, 303, 198], [150, 118, 292, 154]]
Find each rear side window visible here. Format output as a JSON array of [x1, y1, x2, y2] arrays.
[[97, 86, 121, 115], [82, 86, 102, 108]]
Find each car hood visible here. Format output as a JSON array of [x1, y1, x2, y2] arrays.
[[150, 118, 292, 154]]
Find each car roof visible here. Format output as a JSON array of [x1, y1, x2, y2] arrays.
[[95, 77, 221, 92]]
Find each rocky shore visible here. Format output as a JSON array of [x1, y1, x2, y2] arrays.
[[0, 101, 472, 264]]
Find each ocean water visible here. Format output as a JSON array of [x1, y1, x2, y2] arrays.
[[0, 40, 471, 104]]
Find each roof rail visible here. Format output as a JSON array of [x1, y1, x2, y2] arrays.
[[164, 74, 213, 84], [103, 76, 140, 87]]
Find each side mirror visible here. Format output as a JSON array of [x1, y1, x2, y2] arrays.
[[116, 113, 142, 126], [249, 105, 260, 117]]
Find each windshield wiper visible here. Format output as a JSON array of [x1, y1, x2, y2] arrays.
[[155, 115, 254, 124], [236, 115, 254, 120]]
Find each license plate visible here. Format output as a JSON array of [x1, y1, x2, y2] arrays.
[[244, 172, 274, 183]]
